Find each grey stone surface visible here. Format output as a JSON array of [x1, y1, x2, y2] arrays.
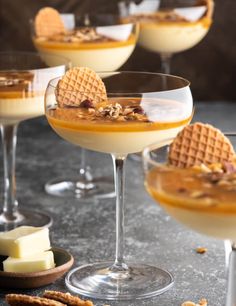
[[0, 101, 235, 305]]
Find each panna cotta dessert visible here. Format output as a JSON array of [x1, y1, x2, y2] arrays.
[[33, 8, 137, 70], [45, 67, 192, 155], [145, 122, 236, 240], [124, 0, 214, 54], [0, 71, 44, 125], [47, 98, 191, 155]]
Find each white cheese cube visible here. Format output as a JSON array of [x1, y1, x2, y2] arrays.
[[0, 226, 51, 258], [3, 251, 55, 273]]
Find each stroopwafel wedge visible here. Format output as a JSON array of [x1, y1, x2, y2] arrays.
[[43, 291, 93, 306], [168, 122, 235, 168], [5, 294, 66, 306], [55, 67, 107, 108], [35, 7, 66, 38]]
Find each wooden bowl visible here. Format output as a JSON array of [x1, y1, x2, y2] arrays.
[[0, 247, 74, 289]]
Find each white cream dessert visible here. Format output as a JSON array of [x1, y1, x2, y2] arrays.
[[147, 162, 236, 240], [0, 71, 44, 125], [33, 8, 137, 70], [125, 0, 213, 54]]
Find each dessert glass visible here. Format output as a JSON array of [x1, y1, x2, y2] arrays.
[[143, 135, 236, 306], [120, 0, 214, 73], [0, 52, 69, 231], [45, 71, 193, 300], [33, 14, 138, 199]]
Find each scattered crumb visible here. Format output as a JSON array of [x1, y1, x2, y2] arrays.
[[196, 247, 208, 254], [182, 299, 207, 306]]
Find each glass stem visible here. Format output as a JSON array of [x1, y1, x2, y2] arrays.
[[225, 240, 232, 273], [76, 148, 94, 190], [110, 154, 128, 273], [226, 242, 236, 306], [160, 53, 172, 74], [1, 124, 19, 221]]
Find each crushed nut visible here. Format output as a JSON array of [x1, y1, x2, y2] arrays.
[[196, 247, 208, 254], [208, 163, 223, 173], [190, 191, 210, 199], [95, 102, 148, 122]]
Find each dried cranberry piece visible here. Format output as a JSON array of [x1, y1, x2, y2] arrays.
[[223, 162, 236, 174], [80, 99, 95, 108], [133, 106, 144, 114]]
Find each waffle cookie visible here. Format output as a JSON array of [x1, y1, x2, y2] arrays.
[[5, 294, 65, 306], [55, 67, 107, 108], [35, 7, 66, 37], [168, 122, 235, 168], [43, 291, 94, 306]]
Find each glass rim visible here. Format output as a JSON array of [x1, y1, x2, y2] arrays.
[[142, 138, 173, 168], [47, 71, 191, 93], [0, 51, 71, 71]]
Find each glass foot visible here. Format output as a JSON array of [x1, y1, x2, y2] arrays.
[[45, 176, 115, 199], [0, 209, 52, 232], [65, 261, 174, 300]]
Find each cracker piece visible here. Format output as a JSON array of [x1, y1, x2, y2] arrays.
[[168, 122, 235, 168], [35, 7, 66, 37], [43, 290, 94, 306], [5, 294, 66, 306], [55, 67, 107, 108]]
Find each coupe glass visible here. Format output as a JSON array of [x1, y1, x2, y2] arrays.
[[143, 135, 236, 305], [120, 0, 214, 73], [33, 13, 138, 199], [0, 51, 69, 231], [45, 71, 193, 300]]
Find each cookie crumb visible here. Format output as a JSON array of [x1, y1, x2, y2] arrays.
[[196, 247, 208, 254], [181, 299, 207, 306]]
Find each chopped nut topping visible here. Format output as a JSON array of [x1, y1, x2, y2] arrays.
[[75, 28, 103, 41], [128, 10, 189, 23], [95, 102, 149, 122], [97, 103, 122, 119], [196, 247, 208, 254], [44, 27, 114, 43], [0, 78, 24, 87]]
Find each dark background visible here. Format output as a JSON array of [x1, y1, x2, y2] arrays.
[[0, 0, 235, 101]]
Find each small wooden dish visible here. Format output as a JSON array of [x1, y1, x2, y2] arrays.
[[0, 247, 74, 289]]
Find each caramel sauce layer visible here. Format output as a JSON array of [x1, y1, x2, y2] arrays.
[[34, 33, 136, 50], [47, 98, 192, 132], [147, 165, 236, 214]]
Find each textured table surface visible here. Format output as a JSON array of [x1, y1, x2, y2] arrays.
[[0, 101, 236, 306]]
